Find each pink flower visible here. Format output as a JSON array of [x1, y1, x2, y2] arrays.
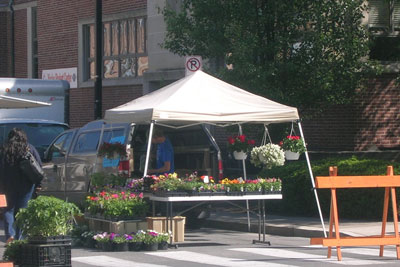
[[238, 135, 246, 142]]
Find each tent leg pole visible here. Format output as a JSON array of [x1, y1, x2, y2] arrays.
[[298, 121, 327, 238], [143, 121, 154, 177], [239, 124, 251, 231]]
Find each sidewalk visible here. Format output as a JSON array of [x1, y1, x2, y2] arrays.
[[203, 209, 394, 238]]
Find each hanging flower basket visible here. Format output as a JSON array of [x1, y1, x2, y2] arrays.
[[233, 150, 247, 160], [284, 150, 300, 160], [250, 144, 285, 169]]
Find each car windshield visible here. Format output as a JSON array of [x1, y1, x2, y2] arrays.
[[0, 123, 69, 159]]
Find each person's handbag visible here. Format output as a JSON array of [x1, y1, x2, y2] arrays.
[[19, 151, 45, 184]]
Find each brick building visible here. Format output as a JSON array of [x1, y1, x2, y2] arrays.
[[0, 0, 399, 152]]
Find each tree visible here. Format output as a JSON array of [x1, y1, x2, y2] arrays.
[[163, 0, 380, 114]]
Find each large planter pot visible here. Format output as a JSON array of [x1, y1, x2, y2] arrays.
[[114, 242, 129, 251], [284, 150, 300, 160], [99, 241, 114, 251], [158, 241, 169, 250], [129, 241, 143, 251], [233, 150, 247, 160], [144, 242, 159, 251]]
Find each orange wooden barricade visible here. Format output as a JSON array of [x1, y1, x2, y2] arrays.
[[310, 166, 400, 261], [0, 194, 14, 267]]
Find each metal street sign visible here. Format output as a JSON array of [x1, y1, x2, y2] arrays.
[[185, 56, 202, 76]]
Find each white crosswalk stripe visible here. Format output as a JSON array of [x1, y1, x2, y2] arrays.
[[72, 246, 399, 266], [72, 255, 171, 267], [146, 250, 293, 267], [230, 247, 393, 265]]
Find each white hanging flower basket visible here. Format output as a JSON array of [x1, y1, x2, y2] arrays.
[[233, 150, 247, 160], [284, 150, 300, 160], [250, 144, 285, 169]]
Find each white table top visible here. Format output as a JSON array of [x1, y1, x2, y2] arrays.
[[149, 194, 282, 202]]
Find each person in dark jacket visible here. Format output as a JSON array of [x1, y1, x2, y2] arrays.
[[0, 128, 42, 244]]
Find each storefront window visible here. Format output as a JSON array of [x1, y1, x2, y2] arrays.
[[85, 17, 148, 81]]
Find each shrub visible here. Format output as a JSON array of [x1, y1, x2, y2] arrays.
[[261, 156, 400, 219]]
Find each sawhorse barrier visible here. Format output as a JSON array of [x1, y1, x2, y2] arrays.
[[310, 166, 400, 261], [0, 194, 13, 267]]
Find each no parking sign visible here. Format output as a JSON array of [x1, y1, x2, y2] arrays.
[[185, 56, 202, 76]]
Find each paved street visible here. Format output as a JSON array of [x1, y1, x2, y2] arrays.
[[69, 228, 400, 267]]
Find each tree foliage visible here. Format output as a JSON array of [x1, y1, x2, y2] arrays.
[[163, 0, 380, 114]]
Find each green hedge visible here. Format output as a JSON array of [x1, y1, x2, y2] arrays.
[[260, 156, 400, 219]]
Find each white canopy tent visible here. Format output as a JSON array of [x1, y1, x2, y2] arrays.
[[104, 70, 326, 237], [0, 95, 51, 109]]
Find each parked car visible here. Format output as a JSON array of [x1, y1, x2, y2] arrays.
[[40, 120, 219, 204], [0, 118, 69, 160]]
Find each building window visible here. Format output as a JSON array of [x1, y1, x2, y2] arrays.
[[84, 17, 148, 81], [369, 0, 400, 33]]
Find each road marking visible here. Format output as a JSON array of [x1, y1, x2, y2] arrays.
[[230, 248, 389, 265], [72, 255, 170, 267], [146, 251, 293, 267]]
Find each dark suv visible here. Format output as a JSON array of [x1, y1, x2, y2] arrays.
[[0, 118, 69, 160]]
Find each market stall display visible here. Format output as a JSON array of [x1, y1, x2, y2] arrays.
[[104, 70, 326, 238]]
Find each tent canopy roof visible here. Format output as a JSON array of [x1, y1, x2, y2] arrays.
[[105, 70, 299, 127]]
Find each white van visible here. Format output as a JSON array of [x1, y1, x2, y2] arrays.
[[0, 78, 70, 123]]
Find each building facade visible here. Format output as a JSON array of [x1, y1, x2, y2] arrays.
[[0, 0, 399, 152]]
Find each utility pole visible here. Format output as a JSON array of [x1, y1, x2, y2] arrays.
[[94, 0, 102, 119]]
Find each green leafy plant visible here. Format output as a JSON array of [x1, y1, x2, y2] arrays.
[[143, 230, 159, 245], [90, 172, 127, 189], [280, 135, 306, 153], [132, 230, 146, 243], [157, 232, 171, 243], [15, 196, 81, 238], [93, 232, 110, 243], [3, 240, 27, 262], [112, 235, 128, 244]]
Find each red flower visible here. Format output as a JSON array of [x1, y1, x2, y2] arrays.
[[238, 135, 246, 143], [228, 137, 235, 144], [247, 139, 255, 145]]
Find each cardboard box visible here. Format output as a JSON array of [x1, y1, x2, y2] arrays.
[[87, 218, 147, 235], [146, 216, 186, 242]]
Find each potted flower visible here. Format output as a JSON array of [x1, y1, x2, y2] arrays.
[[227, 135, 255, 160], [244, 179, 263, 195], [279, 135, 305, 160], [143, 230, 159, 251], [112, 234, 129, 251], [14, 196, 81, 266], [129, 230, 145, 251], [98, 141, 127, 158], [157, 232, 171, 250], [250, 144, 285, 169], [93, 232, 113, 251]]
